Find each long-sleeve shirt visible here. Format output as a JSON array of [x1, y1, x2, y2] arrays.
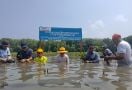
[[56, 54, 69, 65]]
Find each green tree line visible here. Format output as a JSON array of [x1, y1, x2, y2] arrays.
[[0, 35, 132, 53]]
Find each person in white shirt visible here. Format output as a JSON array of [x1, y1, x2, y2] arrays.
[[104, 34, 132, 67], [56, 47, 70, 75], [56, 47, 69, 65]]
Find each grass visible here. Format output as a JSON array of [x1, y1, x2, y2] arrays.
[[12, 52, 83, 59]]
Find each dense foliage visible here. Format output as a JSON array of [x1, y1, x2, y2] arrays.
[[0, 35, 132, 54]]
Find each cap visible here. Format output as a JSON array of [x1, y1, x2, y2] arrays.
[[112, 34, 121, 40], [21, 43, 28, 48], [1, 41, 9, 46], [37, 48, 44, 53]]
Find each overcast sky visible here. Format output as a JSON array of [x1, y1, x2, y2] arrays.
[[0, 0, 132, 40]]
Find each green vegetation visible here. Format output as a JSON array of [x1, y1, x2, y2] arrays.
[[1, 35, 132, 55], [11, 51, 82, 60]]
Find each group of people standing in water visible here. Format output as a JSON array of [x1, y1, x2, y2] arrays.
[[0, 40, 69, 66], [0, 34, 132, 67], [82, 34, 132, 67]]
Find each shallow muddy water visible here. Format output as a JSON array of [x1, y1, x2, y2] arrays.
[[0, 58, 132, 90]]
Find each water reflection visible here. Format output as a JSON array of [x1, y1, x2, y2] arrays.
[[35, 64, 48, 80], [111, 67, 132, 90], [0, 64, 8, 88], [17, 63, 34, 82], [0, 58, 132, 90], [79, 62, 118, 89], [57, 62, 69, 78]]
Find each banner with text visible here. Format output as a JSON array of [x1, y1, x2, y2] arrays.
[[39, 27, 82, 40]]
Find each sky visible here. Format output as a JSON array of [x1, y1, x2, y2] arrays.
[[0, 0, 132, 40]]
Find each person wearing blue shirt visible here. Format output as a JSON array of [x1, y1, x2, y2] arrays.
[[82, 45, 100, 63], [0, 41, 14, 63]]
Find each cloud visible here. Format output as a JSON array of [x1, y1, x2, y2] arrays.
[[84, 20, 109, 38], [90, 20, 105, 30], [83, 15, 130, 39], [115, 14, 128, 22]]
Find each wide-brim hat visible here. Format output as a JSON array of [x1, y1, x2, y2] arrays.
[[57, 47, 68, 53]]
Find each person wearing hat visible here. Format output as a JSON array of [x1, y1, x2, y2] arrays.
[[16, 43, 33, 63], [0, 41, 14, 63], [56, 47, 69, 65], [34, 48, 48, 64], [56, 47, 70, 75], [104, 34, 132, 67]]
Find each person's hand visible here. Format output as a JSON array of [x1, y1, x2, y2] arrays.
[[104, 56, 111, 66], [7, 56, 12, 60], [87, 61, 93, 63], [104, 56, 110, 61], [21, 59, 26, 63], [26, 59, 31, 63], [83, 60, 88, 63], [84, 60, 93, 63]]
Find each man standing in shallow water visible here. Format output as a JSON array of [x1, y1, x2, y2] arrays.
[[56, 47, 69, 65], [56, 47, 70, 75], [82, 45, 100, 63], [0, 41, 14, 63], [16, 43, 33, 63], [104, 34, 132, 67]]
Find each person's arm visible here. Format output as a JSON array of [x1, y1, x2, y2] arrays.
[[7, 47, 11, 56], [90, 52, 100, 63], [27, 56, 33, 60], [26, 49, 33, 61], [6, 47, 12, 60], [104, 53, 124, 60], [104, 44, 125, 61], [66, 55, 70, 65], [43, 56, 48, 64], [16, 51, 21, 60], [82, 52, 89, 63], [28, 49, 33, 59], [56, 55, 60, 63]]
